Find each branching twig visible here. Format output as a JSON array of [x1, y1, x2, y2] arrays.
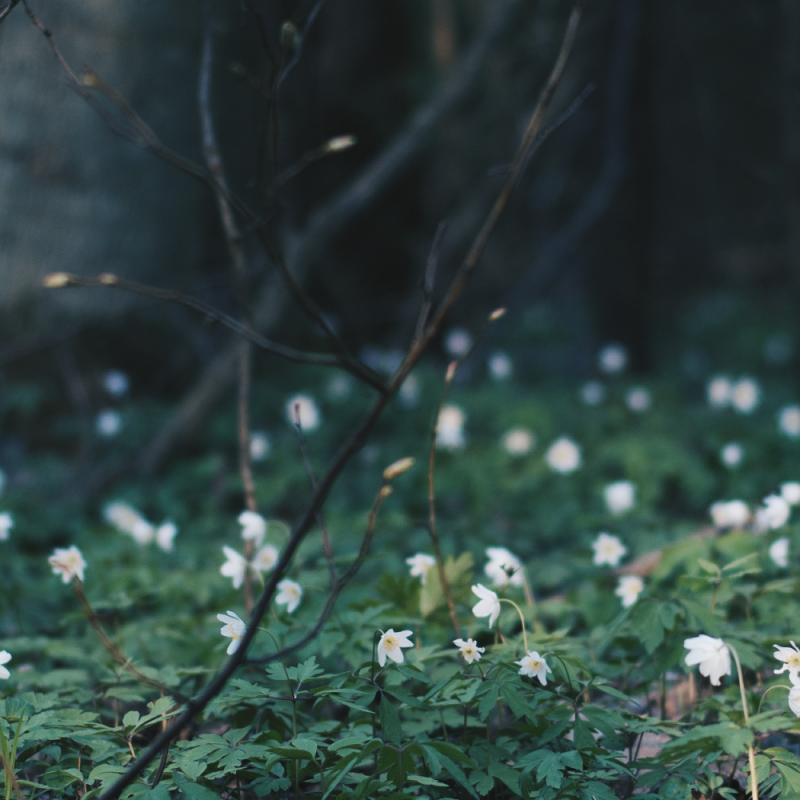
[[413, 221, 448, 346], [0, 0, 19, 24], [96, 6, 581, 795]]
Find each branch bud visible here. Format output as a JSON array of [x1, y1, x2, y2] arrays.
[[98, 273, 119, 285], [488, 307, 507, 322], [325, 135, 357, 153], [383, 457, 415, 481], [42, 272, 71, 288], [280, 21, 300, 50], [379, 485, 393, 499], [445, 361, 458, 383]]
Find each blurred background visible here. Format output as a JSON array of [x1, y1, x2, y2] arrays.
[[0, 0, 799, 503]]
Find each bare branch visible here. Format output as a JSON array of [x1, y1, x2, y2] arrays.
[[413, 221, 448, 346], [96, 6, 582, 795], [278, 0, 329, 89], [0, 0, 19, 24], [42, 272, 387, 392]]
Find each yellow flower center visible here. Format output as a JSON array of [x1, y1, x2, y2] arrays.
[[383, 635, 398, 651], [528, 659, 542, 671], [788, 653, 800, 669], [226, 625, 242, 640], [463, 646, 476, 657]]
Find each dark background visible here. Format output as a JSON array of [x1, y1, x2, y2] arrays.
[[1, 0, 799, 453]]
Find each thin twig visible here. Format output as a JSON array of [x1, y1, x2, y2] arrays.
[[278, 0, 329, 89], [0, 0, 19, 24], [96, 7, 582, 793], [413, 221, 448, 345], [291, 408, 337, 586]]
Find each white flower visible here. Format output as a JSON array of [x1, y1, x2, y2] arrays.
[[720, 443, 743, 469], [48, 545, 86, 583], [238, 511, 267, 546], [502, 427, 534, 456], [488, 352, 513, 381], [285, 394, 320, 432], [546, 437, 581, 474], [406, 553, 436, 585], [604, 481, 636, 516], [484, 547, 525, 587], [326, 373, 353, 401], [249, 432, 271, 462], [684, 635, 731, 686], [131, 520, 155, 546], [445, 328, 473, 358], [615, 575, 644, 608], [96, 409, 122, 437], [103, 500, 155, 544], [516, 651, 552, 684], [471, 584, 501, 628], [626, 388, 651, 413], [220, 546, 248, 589], [731, 377, 760, 414], [103, 370, 129, 397], [770, 537, 790, 568], [592, 533, 627, 567], [377, 629, 413, 667], [580, 381, 605, 406], [707, 376, 733, 409], [755, 495, 791, 533], [398, 375, 420, 408], [275, 579, 302, 613], [156, 522, 178, 552], [217, 610, 246, 655], [252, 544, 279, 573], [0, 651, 11, 680], [779, 405, 800, 438], [709, 500, 750, 529], [789, 676, 800, 717], [0, 512, 13, 541], [774, 642, 800, 676], [436, 405, 466, 451], [782, 482, 800, 506], [598, 343, 628, 375], [454, 638, 485, 664]]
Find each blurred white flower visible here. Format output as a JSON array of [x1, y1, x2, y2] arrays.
[[326, 373, 353, 401], [545, 437, 581, 474], [684, 635, 731, 686], [104, 501, 145, 533], [221, 546, 248, 589], [626, 387, 651, 413], [377, 629, 413, 667], [706, 376, 733, 409], [406, 553, 436, 585], [709, 500, 750, 529], [597, 343, 628, 375], [774, 642, 800, 676], [156, 522, 178, 552], [720, 443, 743, 469], [275, 579, 303, 613], [249, 432, 271, 462], [0, 512, 13, 541], [436, 405, 466, 451], [398, 374, 420, 408], [790, 676, 800, 717], [755, 494, 791, 533], [454, 638, 485, 664], [502, 427, 534, 456], [580, 381, 605, 406], [782, 482, 800, 505], [516, 651, 552, 684], [445, 328, 473, 358], [769, 538, 790, 568], [488, 351, 513, 381], [592, 533, 627, 567], [604, 481, 636, 516], [484, 547, 525, 587], [779, 405, 800, 438], [731, 377, 760, 414], [96, 409, 122, 437], [49, 545, 86, 583], [218, 610, 246, 655], [285, 394, 320, 432], [130, 520, 155, 546], [253, 544, 279, 573], [0, 651, 10, 680], [238, 511, 267, 547], [615, 575, 644, 608], [103, 370, 129, 397], [472, 584, 501, 628]]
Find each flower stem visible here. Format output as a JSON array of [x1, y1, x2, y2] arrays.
[[728, 643, 759, 800], [499, 598, 528, 653]]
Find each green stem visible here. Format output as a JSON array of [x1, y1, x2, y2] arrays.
[[499, 598, 528, 653], [728, 643, 759, 800], [757, 684, 791, 714]]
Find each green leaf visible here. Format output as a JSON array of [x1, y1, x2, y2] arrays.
[[174, 774, 220, 800], [379, 694, 402, 745], [407, 774, 449, 788], [478, 684, 499, 722], [628, 600, 664, 654], [501, 684, 536, 722], [488, 762, 520, 794], [122, 711, 140, 728]]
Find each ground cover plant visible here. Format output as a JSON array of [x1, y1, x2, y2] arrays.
[[4, 2, 800, 799]]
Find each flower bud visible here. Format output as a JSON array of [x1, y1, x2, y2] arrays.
[[326, 135, 357, 153], [42, 272, 71, 288], [383, 457, 415, 481], [488, 308, 506, 322]]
